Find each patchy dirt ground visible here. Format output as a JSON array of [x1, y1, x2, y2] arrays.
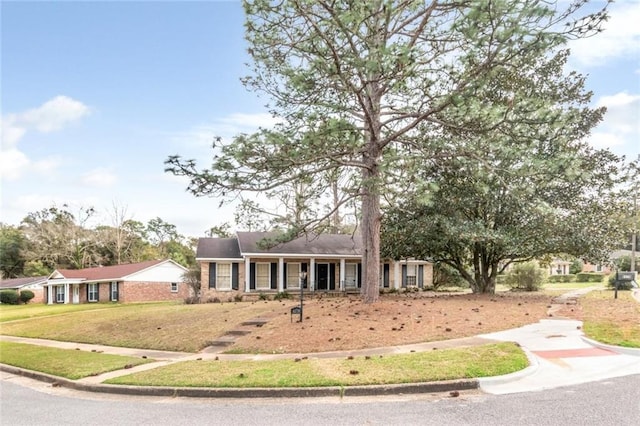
[[230, 291, 557, 353]]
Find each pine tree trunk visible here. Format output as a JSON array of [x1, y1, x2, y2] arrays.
[[360, 133, 381, 303]]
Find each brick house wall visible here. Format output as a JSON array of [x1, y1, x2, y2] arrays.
[[119, 281, 190, 303]]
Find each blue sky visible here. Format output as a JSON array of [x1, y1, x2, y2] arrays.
[[1, 0, 639, 238]]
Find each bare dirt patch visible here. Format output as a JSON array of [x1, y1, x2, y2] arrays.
[[230, 291, 554, 353]]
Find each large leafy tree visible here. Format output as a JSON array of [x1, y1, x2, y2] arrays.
[[381, 49, 628, 294], [20, 206, 100, 270], [0, 224, 27, 278], [166, 0, 609, 302]]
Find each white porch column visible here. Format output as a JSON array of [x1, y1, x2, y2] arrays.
[[64, 283, 70, 304], [339, 259, 346, 291], [309, 258, 315, 291], [394, 261, 401, 289], [47, 285, 53, 305], [278, 257, 284, 292], [245, 257, 251, 292]]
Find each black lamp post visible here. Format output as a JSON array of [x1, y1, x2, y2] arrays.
[[299, 271, 307, 322]]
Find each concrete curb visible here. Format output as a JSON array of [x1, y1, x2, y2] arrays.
[[0, 364, 478, 398], [580, 336, 640, 357], [477, 347, 539, 387]]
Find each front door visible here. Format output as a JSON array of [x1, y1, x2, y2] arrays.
[[72, 285, 79, 304], [316, 263, 329, 290]]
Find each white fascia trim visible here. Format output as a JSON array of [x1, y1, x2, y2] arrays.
[[196, 258, 245, 262], [44, 279, 84, 286], [241, 253, 362, 259]]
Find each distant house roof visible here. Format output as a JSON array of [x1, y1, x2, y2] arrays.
[[196, 232, 362, 259], [50, 259, 178, 281], [196, 238, 242, 259], [0, 276, 48, 290]]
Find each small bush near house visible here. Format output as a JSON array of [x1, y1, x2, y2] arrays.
[[607, 275, 635, 291], [207, 297, 221, 304], [569, 260, 583, 275], [0, 290, 19, 305], [504, 262, 546, 292], [234, 294, 243, 302], [18, 290, 35, 304], [273, 291, 291, 301], [184, 296, 200, 304], [576, 272, 606, 283], [547, 274, 577, 283], [432, 263, 467, 290], [258, 292, 270, 301]]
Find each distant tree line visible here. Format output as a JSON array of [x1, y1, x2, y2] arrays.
[[0, 204, 196, 278]]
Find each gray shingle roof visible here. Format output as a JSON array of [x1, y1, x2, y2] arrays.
[[0, 276, 48, 289], [196, 232, 363, 258], [196, 238, 242, 259], [237, 232, 361, 256]]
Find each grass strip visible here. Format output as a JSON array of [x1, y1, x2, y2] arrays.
[[581, 290, 640, 348], [106, 342, 526, 387], [0, 341, 153, 379]]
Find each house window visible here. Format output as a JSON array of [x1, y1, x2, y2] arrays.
[[596, 264, 603, 272], [217, 263, 232, 290], [88, 283, 98, 302], [287, 263, 301, 288], [345, 264, 358, 288], [110, 282, 118, 302], [406, 265, 417, 286], [171, 282, 178, 293], [56, 286, 65, 303], [256, 263, 270, 290]]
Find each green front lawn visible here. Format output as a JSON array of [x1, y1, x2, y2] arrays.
[[106, 343, 526, 387], [0, 341, 153, 379], [580, 291, 640, 348]]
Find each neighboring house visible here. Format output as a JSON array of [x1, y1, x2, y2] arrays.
[[196, 232, 433, 299], [583, 249, 637, 275], [43, 259, 189, 305], [581, 261, 611, 274], [548, 258, 571, 275], [0, 276, 47, 303]]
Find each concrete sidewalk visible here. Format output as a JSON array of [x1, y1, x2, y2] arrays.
[[478, 319, 640, 394]]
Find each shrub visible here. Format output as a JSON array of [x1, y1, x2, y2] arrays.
[[258, 292, 269, 301], [233, 294, 243, 302], [504, 262, 546, 292], [432, 263, 467, 289], [207, 297, 221, 303], [576, 272, 605, 283], [184, 296, 200, 304], [273, 291, 291, 301], [0, 290, 19, 305], [569, 260, 584, 275], [18, 290, 35, 304], [547, 274, 577, 283], [607, 274, 636, 291]]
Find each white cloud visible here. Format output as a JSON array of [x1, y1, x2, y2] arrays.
[[589, 91, 640, 156], [0, 148, 30, 180], [0, 96, 89, 180], [1, 116, 26, 149], [568, 2, 640, 67], [19, 96, 90, 133], [81, 168, 117, 188], [173, 112, 282, 150]]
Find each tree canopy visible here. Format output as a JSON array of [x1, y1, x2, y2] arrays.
[[166, 0, 610, 302]]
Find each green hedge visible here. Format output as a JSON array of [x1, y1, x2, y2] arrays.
[[547, 274, 577, 283], [0, 290, 19, 305], [575, 272, 606, 283]]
